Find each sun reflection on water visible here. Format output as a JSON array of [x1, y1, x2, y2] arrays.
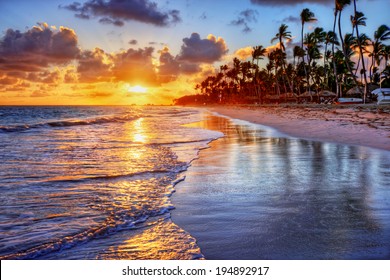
[[132, 118, 148, 143]]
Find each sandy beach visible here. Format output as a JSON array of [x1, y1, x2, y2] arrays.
[[209, 105, 390, 151]]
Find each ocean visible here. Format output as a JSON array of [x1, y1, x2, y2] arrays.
[[0, 106, 222, 259], [1, 106, 389, 260]]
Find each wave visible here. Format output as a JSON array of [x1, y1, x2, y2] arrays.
[[0, 113, 140, 133], [42, 169, 179, 185], [0, 212, 171, 260]]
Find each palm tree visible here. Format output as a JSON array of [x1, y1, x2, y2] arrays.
[[352, 3, 369, 102], [303, 28, 325, 99], [336, 0, 355, 97], [324, 31, 339, 67], [268, 51, 281, 96], [293, 45, 305, 67], [300, 8, 316, 92], [332, 3, 340, 96], [370, 25, 390, 83], [382, 45, 390, 68], [271, 24, 293, 92], [251, 46, 266, 101], [252, 45, 267, 66], [271, 23, 292, 51], [353, 33, 370, 76], [300, 8, 317, 52]]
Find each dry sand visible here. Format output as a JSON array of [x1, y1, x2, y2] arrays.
[[209, 104, 390, 151]]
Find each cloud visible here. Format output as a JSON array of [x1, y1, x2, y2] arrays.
[[4, 81, 31, 93], [89, 91, 113, 98], [158, 46, 180, 82], [61, 0, 181, 27], [283, 15, 301, 24], [129, 39, 138, 45], [230, 9, 258, 33], [64, 67, 78, 83], [234, 46, 254, 60], [0, 76, 18, 85], [178, 33, 228, 63], [111, 47, 158, 85], [158, 33, 227, 84], [0, 23, 79, 73], [77, 48, 113, 82], [76, 46, 159, 85], [250, 0, 332, 6], [199, 12, 207, 20], [27, 69, 62, 84], [99, 17, 124, 26], [158, 46, 201, 77], [31, 90, 51, 98]]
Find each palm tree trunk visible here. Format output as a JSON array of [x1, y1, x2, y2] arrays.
[[353, 0, 368, 103], [301, 23, 309, 93], [324, 43, 330, 89], [338, 9, 359, 96], [371, 50, 376, 83], [275, 67, 280, 97], [332, 10, 339, 97]]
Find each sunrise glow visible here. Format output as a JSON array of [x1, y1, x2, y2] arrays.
[[127, 85, 148, 94], [0, 0, 388, 106]]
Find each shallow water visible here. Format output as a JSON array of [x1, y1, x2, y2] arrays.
[[172, 113, 390, 259]]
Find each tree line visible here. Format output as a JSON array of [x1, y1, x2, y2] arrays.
[[174, 1, 390, 106]]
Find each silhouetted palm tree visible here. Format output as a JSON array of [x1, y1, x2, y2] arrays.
[[293, 45, 305, 67], [352, 2, 369, 102], [300, 8, 316, 51], [271, 24, 292, 51], [193, 2, 387, 105], [370, 25, 390, 83], [300, 8, 316, 92], [332, 3, 340, 96], [271, 24, 293, 92], [336, 0, 355, 97], [324, 31, 339, 66], [252, 45, 267, 66]]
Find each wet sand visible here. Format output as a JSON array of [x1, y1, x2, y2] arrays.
[[171, 112, 390, 259], [209, 105, 390, 151]]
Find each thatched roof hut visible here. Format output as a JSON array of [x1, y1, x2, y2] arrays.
[[318, 90, 336, 97], [300, 91, 316, 97], [346, 86, 364, 96], [346, 85, 379, 96]]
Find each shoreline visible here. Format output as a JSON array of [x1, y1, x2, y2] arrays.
[[206, 104, 390, 151]]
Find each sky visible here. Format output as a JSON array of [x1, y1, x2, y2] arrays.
[[0, 0, 389, 105]]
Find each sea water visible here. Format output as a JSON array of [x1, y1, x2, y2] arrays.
[[0, 106, 222, 259]]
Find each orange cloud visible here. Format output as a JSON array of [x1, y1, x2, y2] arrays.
[[0, 24, 231, 105], [77, 48, 113, 82], [111, 47, 158, 85], [234, 46, 253, 60]]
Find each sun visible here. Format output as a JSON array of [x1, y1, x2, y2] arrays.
[[127, 85, 148, 93]]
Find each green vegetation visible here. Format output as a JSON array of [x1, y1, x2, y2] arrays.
[[175, 1, 390, 106]]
